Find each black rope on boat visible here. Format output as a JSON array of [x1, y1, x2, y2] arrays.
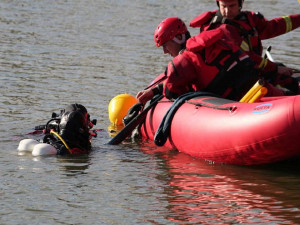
[[154, 91, 219, 147], [186, 101, 234, 112]]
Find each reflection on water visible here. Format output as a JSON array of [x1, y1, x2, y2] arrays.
[[56, 155, 92, 175], [107, 123, 125, 137], [141, 142, 300, 224]]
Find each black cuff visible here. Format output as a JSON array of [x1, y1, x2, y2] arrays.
[[152, 83, 163, 96]]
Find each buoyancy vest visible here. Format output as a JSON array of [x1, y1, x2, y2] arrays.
[[165, 26, 258, 100], [190, 10, 263, 55]]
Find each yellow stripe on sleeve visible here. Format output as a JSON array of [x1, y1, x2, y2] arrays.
[[282, 16, 292, 33], [258, 58, 268, 70], [240, 41, 250, 52]]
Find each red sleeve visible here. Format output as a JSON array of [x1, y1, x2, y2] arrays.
[[250, 12, 300, 40], [248, 52, 277, 73], [189, 10, 217, 28], [163, 54, 198, 99], [147, 72, 166, 88]]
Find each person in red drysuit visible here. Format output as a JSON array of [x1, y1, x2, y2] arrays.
[[136, 17, 284, 104], [189, 0, 300, 94]]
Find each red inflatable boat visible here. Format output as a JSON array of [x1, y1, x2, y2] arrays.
[[139, 76, 300, 165]]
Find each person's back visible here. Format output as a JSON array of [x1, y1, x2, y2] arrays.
[[184, 24, 259, 100], [137, 18, 274, 103]]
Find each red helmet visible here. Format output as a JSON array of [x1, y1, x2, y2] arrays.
[[216, 0, 243, 7], [154, 17, 187, 47]]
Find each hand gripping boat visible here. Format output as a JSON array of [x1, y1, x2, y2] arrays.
[[139, 78, 300, 165]]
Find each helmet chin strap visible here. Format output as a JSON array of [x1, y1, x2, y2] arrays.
[[173, 34, 186, 45]]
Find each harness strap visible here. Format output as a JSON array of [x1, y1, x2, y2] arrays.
[[204, 49, 247, 93], [208, 11, 259, 54], [50, 130, 72, 154]]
